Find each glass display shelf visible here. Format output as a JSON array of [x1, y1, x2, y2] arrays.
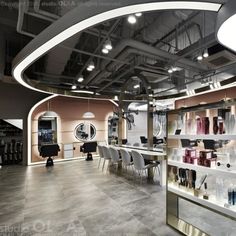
[[168, 183, 236, 219], [168, 134, 236, 140], [168, 160, 236, 178]]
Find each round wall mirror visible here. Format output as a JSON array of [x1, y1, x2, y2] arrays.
[[74, 123, 96, 141]]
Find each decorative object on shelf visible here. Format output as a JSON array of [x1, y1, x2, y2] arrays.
[[201, 117, 209, 134], [229, 114, 236, 134], [225, 112, 230, 134], [213, 116, 219, 135], [82, 99, 95, 119], [196, 116, 202, 134], [218, 117, 224, 134]]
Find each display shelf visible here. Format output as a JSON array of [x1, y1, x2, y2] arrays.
[[168, 134, 236, 140], [168, 183, 236, 219], [168, 160, 236, 178]]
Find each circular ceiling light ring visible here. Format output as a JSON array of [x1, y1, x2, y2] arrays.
[[216, 0, 236, 52], [12, 1, 221, 95]]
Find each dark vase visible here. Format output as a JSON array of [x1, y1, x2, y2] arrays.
[[196, 117, 202, 134], [213, 117, 218, 135], [205, 117, 210, 134], [202, 117, 209, 134]]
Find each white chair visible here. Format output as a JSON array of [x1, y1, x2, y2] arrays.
[[109, 147, 121, 171], [131, 150, 158, 183], [97, 145, 104, 168], [101, 146, 111, 171], [120, 149, 133, 173]]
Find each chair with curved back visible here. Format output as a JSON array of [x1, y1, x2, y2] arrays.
[[97, 145, 104, 169], [101, 146, 111, 171], [120, 148, 133, 173], [131, 150, 158, 183], [109, 147, 121, 172]]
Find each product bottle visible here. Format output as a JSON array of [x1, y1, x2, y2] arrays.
[[233, 187, 236, 205], [228, 186, 233, 205], [196, 117, 202, 134], [213, 117, 218, 135], [205, 117, 210, 134], [216, 178, 224, 201]]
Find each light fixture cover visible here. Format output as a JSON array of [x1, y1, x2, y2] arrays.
[[104, 39, 112, 50], [127, 15, 137, 24], [82, 111, 95, 119], [216, 0, 236, 52], [197, 55, 203, 61], [203, 49, 209, 58], [102, 48, 109, 54], [77, 76, 84, 82], [42, 111, 58, 118]]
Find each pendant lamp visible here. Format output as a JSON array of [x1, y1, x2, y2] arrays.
[[42, 101, 57, 118], [82, 99, 95, 119]]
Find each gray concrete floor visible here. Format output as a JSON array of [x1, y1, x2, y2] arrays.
[[0, 159, 181, 236]]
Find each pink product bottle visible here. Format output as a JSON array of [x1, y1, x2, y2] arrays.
[[196, 117, 202, 134]]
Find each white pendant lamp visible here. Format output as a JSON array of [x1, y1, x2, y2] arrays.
[[82, 99, 95, 119], [216, 0, 236, 52], [42, 101, 57, 118]]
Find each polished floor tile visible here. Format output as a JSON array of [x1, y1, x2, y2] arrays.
[[0, 160, 180, 236]]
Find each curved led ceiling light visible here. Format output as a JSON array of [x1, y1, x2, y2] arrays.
[[12, 1, 221, 95], [216, 0, 236, 52]]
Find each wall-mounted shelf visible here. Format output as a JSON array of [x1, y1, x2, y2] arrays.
[[168, 184, 236, 219], [167, 100, 236, 235], [168, 160, 236, 178], [168, 134, 236, 140]]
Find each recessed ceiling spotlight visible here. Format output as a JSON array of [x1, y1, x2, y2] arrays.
[[127, 15, 137, 24], [134, 84, 140, 89], [102, 48, 109, 54], [71, 85, 77, 90], [197, 55, 203, 61], [77, 76, 84, 82], [135, 12, 142, 17], [104, 39, 112, 50], [203, 49, 209, 58]]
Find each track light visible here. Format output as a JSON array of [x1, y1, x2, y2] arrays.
[[127, 15, 137, 24], [168, 68, 173, 74], [135, 12, 142, 17], [172, 67, 177, 72], [203, 49, 209, 58], [87, 61, 95, 71], [102, 48, 109, 54], [134, 84, 140, 89], [77, 76, 84, 82], [71, 85, 77, 90], [197, 55, 203, 61], [104, 39, 112, 50]]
